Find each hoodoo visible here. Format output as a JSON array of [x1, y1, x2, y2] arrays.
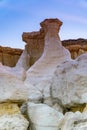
[[0, 18, 87, 130], [25, 19, 71, 85]]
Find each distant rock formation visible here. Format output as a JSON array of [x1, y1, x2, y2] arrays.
[[22, 32, 87, 65], [22, 28, 45, 66], [0, 46, 22, 67], [0, 38, 87, 67], [62, 38, 87, 59]]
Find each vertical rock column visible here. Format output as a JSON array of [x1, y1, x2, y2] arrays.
[[25, 18, 71, 85], [40, 18, 71, 62], [22, 29, 45, 66]]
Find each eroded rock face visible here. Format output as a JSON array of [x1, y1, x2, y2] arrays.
[[24, 18, 71, 104], [1, 18, 87, 130], [27, 102, 63, 130], [24, 19, 87, 130], [0, 62, 34, 103], [63, 39, 87, 59], [52, 53, 87, 107], [22, 29, 45, 66], [60, 111, 87, 130], [0, 46, 22, 67], [16, 49, 30, 70], [0, 103, 29, 130], [0, 39, 87, 68]]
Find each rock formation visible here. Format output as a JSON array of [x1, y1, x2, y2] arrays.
[[0, 38, 87, 67], [24, 18, 71, 104], [0, 18, 87, 130], [27, 102, 63, 130], [22, 28, 45, 66], [0, 46, 22, 67], [0, 103, 29, 130], [62, 38, 87, 59]]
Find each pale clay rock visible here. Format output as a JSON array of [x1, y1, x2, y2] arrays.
[[27, 103, 87, 130], [60, 111, 87, 130], [52, 53, 87, 106], [24, 19, 71, 104], [25, 19, 87, 130], [0, 63, 26, 81], [27, 102, 63, 130], [25, 19, 87, 108], [0, 114, 29, 130], [0, 75, 27, 103], [16, 49, 30, 70], [0, 68, 35, 103], [0, 18, 87, 130]]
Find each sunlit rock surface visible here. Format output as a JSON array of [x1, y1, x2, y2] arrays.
[[0, 103, 29, 130], [0, 46, 22, 67], [60, 111, 87, 130], [27, 102, 63, 130], [0, 39, 87, 67], [0, 62, 33, 103], [24, 19, 71, 105], [16, 49, 30, 70], [52, 53, 87, 107], [22, 28, 45, 66], [0, 18, 87, 130]]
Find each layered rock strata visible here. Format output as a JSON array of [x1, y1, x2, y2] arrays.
[[0, 18, 87, 130], [24, 19, 87, 130], [63, 39, 87, 59], [0, 46, 22, 67], [22, 29, 45, 66], [0, 39, 87, 67], [23, 32, 87, 65], [24, 18, 71, 103]]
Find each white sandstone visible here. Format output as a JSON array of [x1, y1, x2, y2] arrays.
[[27, 102, 63, 130]]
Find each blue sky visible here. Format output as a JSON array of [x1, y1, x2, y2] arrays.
[[0, 0, 87, 49]]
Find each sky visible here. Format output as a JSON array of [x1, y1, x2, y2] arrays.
[[0, 0, 87, 49]]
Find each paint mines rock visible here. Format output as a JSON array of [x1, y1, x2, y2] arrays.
[[0, 72, 30, 103], [0, 63, 26, 81], [24, 19, 71, 103], [16, 49, 30, 71], [0, 103, 29, 130], [25, 18, 71, 85], [27, 102, 63, 130], [52, 53, 87, 106], [60, 111, 87, 130]]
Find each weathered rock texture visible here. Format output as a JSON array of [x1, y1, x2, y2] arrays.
[[22, 29, 45, 66], [0, 46, 22, 67], [0, 18, 87, 130], [24, 18, 87, 130], [0, 39, 87, 67], [62, 38, 87, 59], [24, 18, 71, 104], [0, 103, 29, 130], [27, 102, 63, 130], [23, 32, 87, 65]]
